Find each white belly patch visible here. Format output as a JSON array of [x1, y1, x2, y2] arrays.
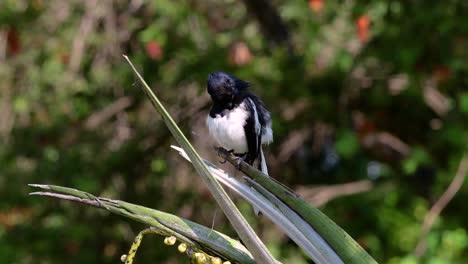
[[206, 103, 249, 153]]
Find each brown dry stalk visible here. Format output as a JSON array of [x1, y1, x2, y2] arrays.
[[414, 154, 468, 256]]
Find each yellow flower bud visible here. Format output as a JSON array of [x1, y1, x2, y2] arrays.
[[211, 257, 222, 264], [194, 252, 207, 264], [178, 243, 188, 253], [163, 236, 177, 245]]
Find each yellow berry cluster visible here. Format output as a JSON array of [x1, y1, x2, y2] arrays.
[[163, 236, 232, 264]]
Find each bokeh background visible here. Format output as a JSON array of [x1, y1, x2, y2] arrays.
[[1, 0, 468, 263]]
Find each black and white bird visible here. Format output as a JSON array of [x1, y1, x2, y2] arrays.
[[206, 71, 273, 176]]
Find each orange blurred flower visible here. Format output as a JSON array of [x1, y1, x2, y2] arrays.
[[355, 15, 370, 42], [309, 0, 324, 12], [228, 41, 253, 66]]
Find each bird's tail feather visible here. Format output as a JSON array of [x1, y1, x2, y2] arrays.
[[259, 147, 268, 176], [253, 147, 268, 216]]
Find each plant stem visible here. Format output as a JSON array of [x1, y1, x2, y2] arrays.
[[217, 148, 377, 264], [123, 55, 277, 264]]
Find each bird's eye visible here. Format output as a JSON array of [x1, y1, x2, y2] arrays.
[[226, 79, 234, 89]]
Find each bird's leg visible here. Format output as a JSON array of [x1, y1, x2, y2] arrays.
[[216, 147, 233, 164], [235, 153, 254, 170], [235, 156, 244, 169], [244, 152, 255, 166]]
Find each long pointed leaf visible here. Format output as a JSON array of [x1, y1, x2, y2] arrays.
[[28, 184, 255, 263], [123, 55, 277, 264], [172, 146, 343, 264], [217, 148, 377, 264]]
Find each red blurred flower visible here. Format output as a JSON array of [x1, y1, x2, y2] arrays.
[[355, 15, 370, 42], [145, 41, 163, 61], [309, 0, 323, 12]]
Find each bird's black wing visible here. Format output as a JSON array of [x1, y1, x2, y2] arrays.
[[243, 98, 261, 165], [248, 94, 271, 129]]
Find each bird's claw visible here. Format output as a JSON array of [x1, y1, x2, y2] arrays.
[[217, 148, 233, 164], [235, 156, 246, 170]]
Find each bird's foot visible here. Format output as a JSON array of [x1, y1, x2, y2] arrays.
[[217, 148, 233, 164], [235, 154, 251, 170]]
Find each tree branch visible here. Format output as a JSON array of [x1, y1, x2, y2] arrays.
[[296, 180, 374, 207], [414, 154, 468, 256]]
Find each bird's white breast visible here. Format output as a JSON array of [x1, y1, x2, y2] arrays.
[[206, 102, 249, 154]]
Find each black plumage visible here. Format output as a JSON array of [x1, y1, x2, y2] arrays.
[[206, 71, 273, 173]]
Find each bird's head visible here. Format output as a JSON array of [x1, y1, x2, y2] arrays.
[[207, 71, 250, 103]]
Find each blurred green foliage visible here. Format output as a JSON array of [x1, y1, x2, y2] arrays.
[[0, 0, 467, 263]]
